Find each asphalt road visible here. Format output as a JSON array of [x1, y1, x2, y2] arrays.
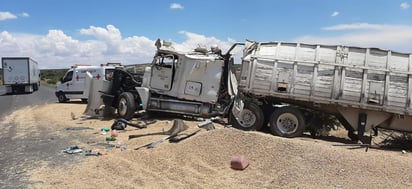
[[0, 85, 68, 189], [0, 85, 57, 119]]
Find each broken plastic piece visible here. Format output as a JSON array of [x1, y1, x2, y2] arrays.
[[230, 155, 249, 170], [63, 145, 83, 154], [106, 137, 117, 141]]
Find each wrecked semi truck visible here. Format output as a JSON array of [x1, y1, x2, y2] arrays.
[[101, 39, 412, 139]]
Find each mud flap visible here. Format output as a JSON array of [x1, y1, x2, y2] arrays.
[[231, 97, 244, 121], [5, 86, 12, 94], [135, 87, 149, 110]]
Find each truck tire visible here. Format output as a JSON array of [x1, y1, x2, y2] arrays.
[[269, 107, 305, 138], [33, 83, 38, 91], [57, 92, 68, 103], [230, 102, 264, 131], [117, 92, 136, 120]]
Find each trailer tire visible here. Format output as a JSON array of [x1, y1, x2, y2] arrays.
[[33, 83, 38, 91], [230, 102, 264, 131], [57, 92, 68, 103], [117, 92, 136, 120], [269, 107, 305, 138]]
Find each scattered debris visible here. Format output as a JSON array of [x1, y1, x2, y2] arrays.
[[65, 127, 93, 131], [210, 116, 226, 125], [106, 137, 116, 142], [230, 155, 249, 170], [76, 115, 100, 121], [101, 128, 110, 132], [133, 119, 189, 150], [332, 143, 370, 152], [402, 150, 407, 154], [101, 128, 110, 135], [145, 120, 157, 125], [120, 145, 127, 151], [84, 150, 98, 156], [63, 145, 83, 154], [197, 119, 215, 130], [129, 119, 188, 140], [70, 112, 76, 120], [97, 152, 108, 156], [111, 130, 119, 137], [169, 129, 201, 143], [111, 118, 147, 130], [147, 136, 170, 148]]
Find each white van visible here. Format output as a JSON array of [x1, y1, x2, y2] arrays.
[[55, 63, 121, 103]]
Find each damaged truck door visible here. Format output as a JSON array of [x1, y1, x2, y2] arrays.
[[150, 54, 175, 91]]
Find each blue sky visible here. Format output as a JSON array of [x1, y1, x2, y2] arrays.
[[1, 0, 412, 68]]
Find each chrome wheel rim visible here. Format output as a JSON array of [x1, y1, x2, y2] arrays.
[[238, 109, 256, 128], [118, 98, 127, 116], [277, 113, 299, 134]]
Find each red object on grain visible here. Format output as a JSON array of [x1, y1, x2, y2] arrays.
[[111, 130, 118, 137], [231, 155, 249, 170]]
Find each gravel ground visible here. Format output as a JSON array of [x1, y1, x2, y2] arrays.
[[1, 103, 411, 188]]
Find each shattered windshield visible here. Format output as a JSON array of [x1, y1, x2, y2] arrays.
[[152, 54, 177, 68]]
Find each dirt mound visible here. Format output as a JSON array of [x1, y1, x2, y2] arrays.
[[30, 128, 411, 188]]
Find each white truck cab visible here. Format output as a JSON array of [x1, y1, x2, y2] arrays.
[[55, 63, 121, 103]]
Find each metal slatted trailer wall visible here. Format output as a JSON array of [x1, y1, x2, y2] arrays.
[[236, 41, 412, 134], [240, 42, 412, 116]]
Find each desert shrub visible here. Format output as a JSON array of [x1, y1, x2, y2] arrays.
[[379, 130, 412, 150], [306, 110, 341, 138]]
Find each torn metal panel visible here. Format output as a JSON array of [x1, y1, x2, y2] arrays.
[[84, 72, 112, 116]]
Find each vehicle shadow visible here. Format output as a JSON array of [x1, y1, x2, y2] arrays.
[[300, 132, 412, 152], [260, 125, 411, 152], [1, 92, 34, 96], [54, 101, 87, 104]]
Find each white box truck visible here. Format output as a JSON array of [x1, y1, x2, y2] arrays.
[[55, 63, 121, 103], [1, 57, 40, 94]]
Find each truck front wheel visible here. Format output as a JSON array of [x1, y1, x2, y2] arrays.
[[269, 107, 305, 138], [230, 103, 264, 131], [117, 92, 136, 120]]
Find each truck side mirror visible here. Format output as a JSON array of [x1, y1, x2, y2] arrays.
[[60, 77, 64, 83]]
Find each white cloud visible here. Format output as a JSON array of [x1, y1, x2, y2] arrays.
[[295, 23, 412, 53], [0, 11, 30, 21], [170, 3, 184, 10], [0, 25, 236, 69], [20, 12, 30, 17], [0, 11, 17, 21], [80, 25, 122, 42], [175, 31, 230, 51], [322, 23, 394, 30], [400, 2, 410, 9], [331, 11, 339, 17]]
